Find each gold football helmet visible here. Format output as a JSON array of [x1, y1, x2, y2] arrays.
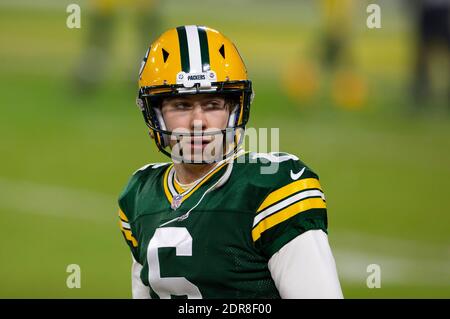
[[136, 25, 253, 163]]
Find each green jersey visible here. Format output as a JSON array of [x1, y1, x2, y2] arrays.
[[118, 151, 328, 299]]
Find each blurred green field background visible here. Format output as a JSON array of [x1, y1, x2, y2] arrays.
[[0, 0, 449, 298]]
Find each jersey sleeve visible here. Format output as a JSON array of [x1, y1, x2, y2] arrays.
[[131, 255, 151, 299], [251, 154, 328, 258], [118, 207, 139, 261], [117, 171, 143, 263], [268, 230, 343, 298]]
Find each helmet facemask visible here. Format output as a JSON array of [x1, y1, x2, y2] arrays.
[[137, 81, 252, 164]]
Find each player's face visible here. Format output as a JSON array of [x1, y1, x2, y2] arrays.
[[161, 94, 230, 161]]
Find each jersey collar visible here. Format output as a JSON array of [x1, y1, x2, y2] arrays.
[[162, 150, 246, 209]]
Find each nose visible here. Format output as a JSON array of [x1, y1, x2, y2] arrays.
[[190, 104, 207, 131]]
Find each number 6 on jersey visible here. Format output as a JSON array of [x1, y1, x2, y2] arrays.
[[147, 227, 202, 298]]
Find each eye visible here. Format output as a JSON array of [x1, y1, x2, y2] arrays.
[[204, 100, 225, 110], [173, 102, 191, 110]]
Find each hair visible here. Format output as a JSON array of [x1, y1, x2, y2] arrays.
[[224, 94, 240, 112]]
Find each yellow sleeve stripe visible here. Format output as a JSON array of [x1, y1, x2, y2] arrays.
[[119, 209, 128, 222], [257, 178, 323, 213], [119, 220, 138, 247], [118, 209, 137, 247], [252, 197, 326, 242]]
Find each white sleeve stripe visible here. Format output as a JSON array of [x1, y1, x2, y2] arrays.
[[121, 221, 131, 230], [253, 189, 325, 227]]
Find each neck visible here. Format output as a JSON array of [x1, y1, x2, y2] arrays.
[[173, 162, 219, 184]]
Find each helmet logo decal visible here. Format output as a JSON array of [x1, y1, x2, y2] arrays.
[[176, 71, 217, 89], [188, 74, 205, 81]]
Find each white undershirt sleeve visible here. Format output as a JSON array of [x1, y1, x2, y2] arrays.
[[268, 229, 343, 299], [131, 255, 151, 299]]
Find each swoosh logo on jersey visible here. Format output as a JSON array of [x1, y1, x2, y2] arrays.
[[290, 167, 306, 180]]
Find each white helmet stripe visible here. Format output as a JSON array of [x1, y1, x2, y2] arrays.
[[185, 25, 203, 73]]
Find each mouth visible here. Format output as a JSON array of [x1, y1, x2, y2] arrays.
[[174, 131, 222, 156], [189, 138, 212, 149]]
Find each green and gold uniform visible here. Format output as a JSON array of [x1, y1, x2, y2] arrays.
[[118, 152, 328, 298]]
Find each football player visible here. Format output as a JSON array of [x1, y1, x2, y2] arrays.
[[118, 25, 343, 298]]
